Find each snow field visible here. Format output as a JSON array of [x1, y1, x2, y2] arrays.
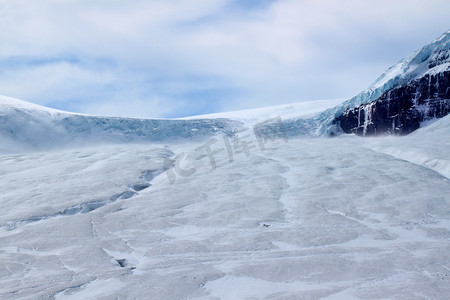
[[1, 125, 449, 299]]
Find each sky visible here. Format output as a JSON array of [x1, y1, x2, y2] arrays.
[[0, 0, 449, 118]]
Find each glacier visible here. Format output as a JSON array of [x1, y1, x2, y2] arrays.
[[0, 95, 240, 153]]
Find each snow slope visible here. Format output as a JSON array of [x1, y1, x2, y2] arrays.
[[366, 114, 450, 179], [414, 113, 450, 135], [0, 113, 449, 299]]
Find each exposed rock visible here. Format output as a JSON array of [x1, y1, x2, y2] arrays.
[[336, 70, 450, 136]]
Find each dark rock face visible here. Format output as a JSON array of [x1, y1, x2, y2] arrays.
[[336, 71, 450, 136]]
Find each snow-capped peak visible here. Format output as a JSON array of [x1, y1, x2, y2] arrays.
[[369, 29, 450, 91], [307, 29, 450, 135]]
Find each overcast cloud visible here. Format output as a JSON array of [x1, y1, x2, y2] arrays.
[[0, 0, 449, 118]]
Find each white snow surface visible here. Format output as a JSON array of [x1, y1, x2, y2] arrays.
[[1, 112, 449, 299], [367, 115, 450, 180], [182, 98, 345, 125], [0, 95, 65, 115]]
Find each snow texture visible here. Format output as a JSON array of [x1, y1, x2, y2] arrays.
[[0, 114, 449, 299]]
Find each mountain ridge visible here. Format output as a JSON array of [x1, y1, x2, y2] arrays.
[[307, 29, 450, 135]]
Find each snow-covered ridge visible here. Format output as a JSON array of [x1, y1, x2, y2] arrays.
[[359, 29, 450, 105], [412, 113, 450, 135], [181, 98, 345, 125], [0, 94, 348, 153], [0, 95, 66, 115], [0, 95, 241, 153]]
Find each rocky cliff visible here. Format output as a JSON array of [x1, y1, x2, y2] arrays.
[[336, 70, 450, 136]]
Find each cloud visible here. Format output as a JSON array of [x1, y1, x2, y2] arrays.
[[0, 0, 449, 117]]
